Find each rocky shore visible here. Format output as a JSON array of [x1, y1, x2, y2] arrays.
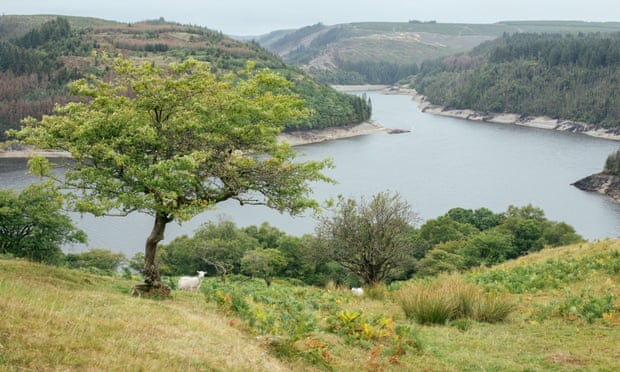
[[0, 120, 392, 158], [572, 172, 620, 204], [384, 86, 620, 142], [278, 120, 390, 146]]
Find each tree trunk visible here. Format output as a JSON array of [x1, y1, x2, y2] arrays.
[[143, 213, 170, 287]]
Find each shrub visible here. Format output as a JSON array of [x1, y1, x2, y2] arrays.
[[65, 248, 126, 272], [366, 282, 388, 300], [533, 287, 619, 324]]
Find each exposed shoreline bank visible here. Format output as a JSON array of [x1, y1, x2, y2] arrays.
[[0, 122, 391, 158], [279, 120, 389, 147], [385, 86, 620, 142], [0, 85, 397, 157]]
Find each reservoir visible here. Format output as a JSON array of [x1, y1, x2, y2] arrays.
[[2, 91, 620, 257]]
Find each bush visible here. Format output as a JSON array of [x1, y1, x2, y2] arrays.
[[65, 248, 126, 272], [0, 183, 86, 264]]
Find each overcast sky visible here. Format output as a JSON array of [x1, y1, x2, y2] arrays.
[[3, 0, 620, 35]]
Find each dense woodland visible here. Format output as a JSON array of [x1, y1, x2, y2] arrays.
[[0, 16, 371, 141], [408, 32, 620, 128]]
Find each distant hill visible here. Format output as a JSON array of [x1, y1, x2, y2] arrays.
[[257, 20, 620, 84], [0, 15, 371, 141]]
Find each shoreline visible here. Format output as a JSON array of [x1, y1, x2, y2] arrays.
[[0, 121, 391, 158], [279, 120, 389, 147], [0, 149, 71, 159], [0, 85, 396, 156], [385, 86, 620, 142]]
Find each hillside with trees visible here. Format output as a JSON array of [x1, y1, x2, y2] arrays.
[[258, 20, 620, 85], [0, 15, 371, 141], [407, 32, 620, 129]]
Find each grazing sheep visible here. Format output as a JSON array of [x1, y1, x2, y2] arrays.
[[178, 271, 206, 292], [351, 287, 364, 297]]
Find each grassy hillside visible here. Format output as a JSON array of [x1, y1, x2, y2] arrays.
[[2, 238, 619, 370], [258, 20, 620, 84]]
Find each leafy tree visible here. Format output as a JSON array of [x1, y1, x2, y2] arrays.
[[243, 222, 285, 249], [542, 221, 583, 247], [446, 207, 504, 231], [240, 248, 287, 286], [275, 234, 315, 279], [604, 149, 620, 176], [503, 218, 545, 257], [159, 220, 258, 279], [0, 183, 86, 264], [316, 191, 418, 285], [504, 204, 546, 221], [415, 240, 466, 276], [418, 215, 479, 246], [10, 56, 332, 295], [459, 229, 514, 267]]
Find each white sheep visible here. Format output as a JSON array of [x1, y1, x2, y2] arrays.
[[351, 287, 364, 297], [178, 270, 206, 292]]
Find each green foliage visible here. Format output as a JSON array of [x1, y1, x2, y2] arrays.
[[241, 248, 288, 286], [411, 32, 620, 128], [316, 191, 418, 284], [159, 220, 259, 276], [605, 149, 620, 176], [418, 216, 479, 245], [555, 287, 617, 323], [446, 207, 505, 231], [286, 77, 372, 130], [470, 249, 620, 294], [416, 241, 466, 276], [203, 276, 421, 366], [414, 205, 583, 275], [157, 220, 329, 286], [65, 248, 126, 273], [0, 183, 86, 264], [460, 229, 515, 267]]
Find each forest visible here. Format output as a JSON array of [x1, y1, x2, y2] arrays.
[[0, 16, 371, 142], [407, 32, 620, 128]]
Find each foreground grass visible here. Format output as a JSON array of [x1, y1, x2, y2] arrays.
[[0, 260, 298, 371], [1, 239, 619, 370]]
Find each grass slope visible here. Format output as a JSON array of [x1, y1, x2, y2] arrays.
[[0, 261, 296, 371], [1, 239, 619, 371]]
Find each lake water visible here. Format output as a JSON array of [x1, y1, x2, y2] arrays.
[[2, 91, 620, 257]]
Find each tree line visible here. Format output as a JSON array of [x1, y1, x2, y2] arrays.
[[408, 32, 620, 129], [2, 185, 583, 288], [0, 17, 92, 141]]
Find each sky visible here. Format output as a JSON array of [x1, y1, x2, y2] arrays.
[[2, 0, 620, 36]]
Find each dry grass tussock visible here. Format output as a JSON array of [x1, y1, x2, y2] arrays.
[[393, 276, 514, 325]]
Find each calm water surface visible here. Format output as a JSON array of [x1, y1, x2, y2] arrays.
[[2, 91, 620, 256]]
